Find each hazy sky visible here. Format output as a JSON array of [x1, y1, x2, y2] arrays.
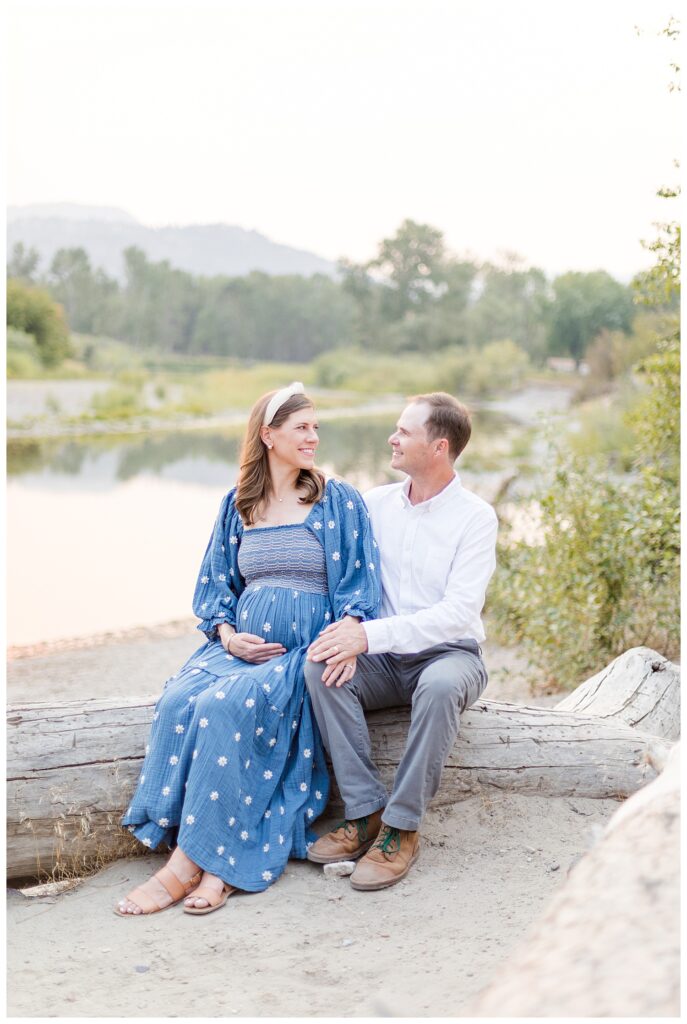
[[8, 0, 680, 278]]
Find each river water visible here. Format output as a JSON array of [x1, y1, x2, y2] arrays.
[[7, 387, 572, 646]]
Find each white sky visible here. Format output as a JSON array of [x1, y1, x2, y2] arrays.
[[7, 0, 681, 279]]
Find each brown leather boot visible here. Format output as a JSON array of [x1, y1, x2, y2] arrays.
[[349, 825, 420, 890], [306, 810, 384, 864]]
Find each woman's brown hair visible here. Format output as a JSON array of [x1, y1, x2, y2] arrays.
[[235, 391, 326, 525]]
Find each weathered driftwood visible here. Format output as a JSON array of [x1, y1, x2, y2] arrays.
[[6, 647, 677, 880], [555, 646, 680, 741], [465, 742, 680, 1017]]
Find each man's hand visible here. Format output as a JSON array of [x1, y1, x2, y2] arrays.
[[221, 625, 286, 663], [322, 655, 357, 688], [307, 617, 368, 666]]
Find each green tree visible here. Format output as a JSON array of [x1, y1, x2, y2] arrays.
[[467, 256, 551, 360], [47, 247, 121, 335], [6, 278, 71, 367], [366, 219, 448, 319], [7, 242, 40, 282], [548, 270, 633, 364]]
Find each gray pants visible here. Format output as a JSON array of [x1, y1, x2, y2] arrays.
[[304, 641, 488, 832]]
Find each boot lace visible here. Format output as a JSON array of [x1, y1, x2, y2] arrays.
[[372, 825, 401, 855], [333, 816, 373, 841]]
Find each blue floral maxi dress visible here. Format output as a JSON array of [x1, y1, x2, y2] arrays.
[[121, 479, 380, 892]]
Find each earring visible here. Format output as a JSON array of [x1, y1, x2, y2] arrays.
[[267, 444, 273, 450]]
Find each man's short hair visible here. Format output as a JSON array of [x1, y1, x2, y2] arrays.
[[409, 392, 472, 461]]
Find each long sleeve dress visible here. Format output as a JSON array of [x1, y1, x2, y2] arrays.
[[121, 478, 380, 892]]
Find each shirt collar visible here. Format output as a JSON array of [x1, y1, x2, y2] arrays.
[[399, 472, 461, 512]]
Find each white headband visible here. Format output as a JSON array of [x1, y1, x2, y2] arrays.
[[263, 381, 306, 426]]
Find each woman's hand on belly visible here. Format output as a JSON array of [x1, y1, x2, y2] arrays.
[[227, 631, 286, 663]]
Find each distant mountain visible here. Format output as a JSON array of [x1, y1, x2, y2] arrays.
[[7, 203, 337, 280]]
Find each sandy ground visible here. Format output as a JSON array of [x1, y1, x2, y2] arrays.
[[7, 622, 619, 1018]]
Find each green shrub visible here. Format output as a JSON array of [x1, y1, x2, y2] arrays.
[[489, 451, 679, 687], [7, 279, 72, 367]]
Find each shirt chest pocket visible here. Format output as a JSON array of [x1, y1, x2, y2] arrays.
[[415, 548, 451, 592]]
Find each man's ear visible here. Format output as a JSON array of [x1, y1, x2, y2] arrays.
[[434, 438, 449, 457]]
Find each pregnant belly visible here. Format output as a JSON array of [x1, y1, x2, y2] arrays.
[[236, 585, 331, 650]]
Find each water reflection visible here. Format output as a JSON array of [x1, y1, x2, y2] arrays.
[[7, 409, 516, 490], [7, 409, 523, 645]]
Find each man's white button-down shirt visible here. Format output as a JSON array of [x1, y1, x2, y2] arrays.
[[362, 473, 498, 655]]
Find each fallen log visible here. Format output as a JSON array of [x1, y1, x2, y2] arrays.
[[6, 647, 678, 880], [464, 742, 680, 1017]]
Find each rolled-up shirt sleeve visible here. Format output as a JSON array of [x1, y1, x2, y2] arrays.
[[362, 508, 498, 655]]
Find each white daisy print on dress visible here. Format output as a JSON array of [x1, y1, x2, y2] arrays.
[[228, 817, 236, 826], [201, 575, 210, 584], [299, 782, 308, 792], [263, 623, 271, 633], [274, 665, 284, 673], [263, 770, 273, 780], [169, 755, 179, 765], [158, 818, 169, 827], [175, 724, 184, 734], [234, 732, 241, 741], [240, 831, 249, 841], [264, 810, 271, 819], [192, 749, 198, 759], [262, 871, 272, 881], [217, 756, 228, 766], [269, 738, 277, 747], [347, 500, 354, 510], [263, 843, 270, 852], [185, 815, 195, 825], [217, 845, 225, 855], [307, 808, 314, 818], [162, 786, 171, 796], [244, 795, 252, 805], [328, 520, 335, 529], [229, 856, 235, 866], [303, 749, 312, 758], [142, 837, 152, 847], [255, 727, 264, 736], [332, 551, 340, 561], [279, 834, 285, 844], [215, 691, 226, 700], [210, 791, 219, 801], [245, 698, 255, 708], [200, 718, 209, 728]]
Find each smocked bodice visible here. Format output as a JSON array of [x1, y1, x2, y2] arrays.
[[237, 524, 328, 595]]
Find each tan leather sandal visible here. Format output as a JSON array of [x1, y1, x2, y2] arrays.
[[114, 864, 202, 917], [183, 882, 235, 915]]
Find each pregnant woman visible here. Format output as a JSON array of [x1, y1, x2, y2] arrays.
[[116, 383, 380, 916]]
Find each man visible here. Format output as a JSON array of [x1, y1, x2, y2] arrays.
[[305, 392, 498, 890]]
